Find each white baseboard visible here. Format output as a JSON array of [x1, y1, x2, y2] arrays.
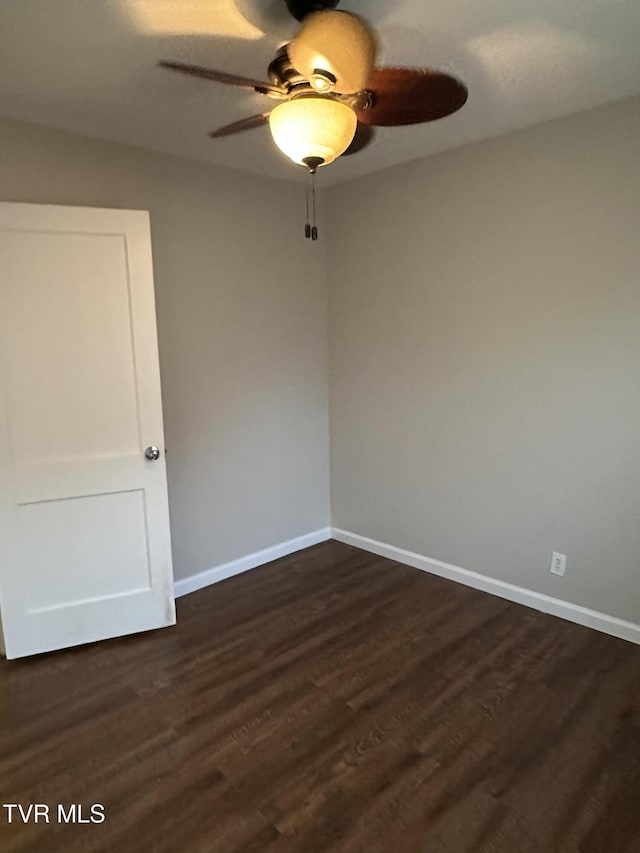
[[332, 528, 640, 646], [173, 527, 331, 599]]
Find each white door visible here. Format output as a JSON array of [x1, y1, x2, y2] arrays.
[[0, 202, 175, 659]]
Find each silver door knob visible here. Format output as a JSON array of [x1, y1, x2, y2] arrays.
[[145, 446, 161, 461]]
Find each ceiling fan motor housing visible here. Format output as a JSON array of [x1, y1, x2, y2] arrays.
[[285, 0, 339, 22]]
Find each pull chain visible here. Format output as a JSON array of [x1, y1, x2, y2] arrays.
[[311, 170, 318, 241], [303, 158, 322, 241], [304, 170, 311, 239]]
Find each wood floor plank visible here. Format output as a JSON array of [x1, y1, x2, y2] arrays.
[[1, 540, 639, 852]]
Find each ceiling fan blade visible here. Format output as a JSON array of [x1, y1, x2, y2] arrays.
[[341, 123, 375, 156], [285, 0, 339, 22], [358, 67, 468, 127], [209, 113, 270, 139], [158, 61, 287, 98]]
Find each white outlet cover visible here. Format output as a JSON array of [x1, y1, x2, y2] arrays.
[[550, 551, 567, 577]]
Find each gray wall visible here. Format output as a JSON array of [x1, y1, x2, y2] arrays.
[[326, 96, 640, 623], [0, 116, 330, 581]]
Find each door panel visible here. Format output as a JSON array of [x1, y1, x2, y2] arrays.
[[2, 231, 140, 462], [0, 202, 176, 659], [18, 490, 152, 612]]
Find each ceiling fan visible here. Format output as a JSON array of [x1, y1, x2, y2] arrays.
[[159, 0, 468, 171]]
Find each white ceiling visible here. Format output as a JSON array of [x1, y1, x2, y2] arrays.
[[1, 0, 639, 186]]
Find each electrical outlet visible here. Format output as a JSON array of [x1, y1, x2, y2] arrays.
[[550, 551, 567, 577]]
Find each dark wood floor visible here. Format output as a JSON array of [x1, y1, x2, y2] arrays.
[[1, 541, 640, 852]]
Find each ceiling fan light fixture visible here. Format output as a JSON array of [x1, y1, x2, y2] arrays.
[[289, 10, 376, 94], [269, 96, 357, 167]]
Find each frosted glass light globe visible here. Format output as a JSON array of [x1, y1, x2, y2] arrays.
[[289, 10, 376, 94], [269, 96, 357, 167]]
